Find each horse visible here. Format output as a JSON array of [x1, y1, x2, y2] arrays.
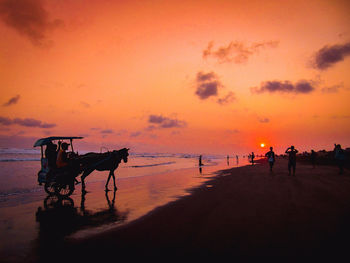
[[77, 148, 129, 193]]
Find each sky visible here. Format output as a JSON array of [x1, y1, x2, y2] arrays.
[[0, 0, 350, 155]]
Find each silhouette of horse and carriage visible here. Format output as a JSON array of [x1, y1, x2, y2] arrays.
[[34, 136, 129, 197]]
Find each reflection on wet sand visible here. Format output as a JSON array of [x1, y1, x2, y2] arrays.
[[33, 191, 128, 261]]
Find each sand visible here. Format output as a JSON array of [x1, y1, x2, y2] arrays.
[[32, 158, 350, 262]]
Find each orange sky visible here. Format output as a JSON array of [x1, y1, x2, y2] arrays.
[[0, 0, 350, 154]]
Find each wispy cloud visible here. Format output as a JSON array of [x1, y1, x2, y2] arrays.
[[312, 42, 350, 70], [100, 129, 114, 134], [0, 116, 56, 128], [0, 0, 63, 47], [258, 117, 270, 123], [3, 95, 20, 106], [251, 80, 315, 94], [148, 115, 187, 129], [80, 101, 90, 108], [203, 40, 279, 63], [217, 91, 236, 105], [321, 83, 344, 93]]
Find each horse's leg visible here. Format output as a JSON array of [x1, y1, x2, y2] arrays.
[[111, 171, 117, 191], [105, 172, 112, 191], [81, 169, 93, 193]]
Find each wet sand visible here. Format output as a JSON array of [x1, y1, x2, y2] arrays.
[[58, 158, 350, 262], [1, 160, 236, 262]]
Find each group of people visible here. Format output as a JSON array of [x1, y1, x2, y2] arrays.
[[264, 146, 298, 175], [45, 141, 71, 170], [265, 144, 346, 175]]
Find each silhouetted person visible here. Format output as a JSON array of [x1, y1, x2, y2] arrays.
[[236, 155, 239, 164], [56, 142, 70, 168], [199, 155, 203, 166], [45, 141, 57, 169], [265, 147, 275, 172], [56, 142, 80, 184], [310, 150, 317, 168], [251, 152, 255, 165], [227, 155, 229, 165], [334, 144, 345, 174], [285, 146, 298, 176]]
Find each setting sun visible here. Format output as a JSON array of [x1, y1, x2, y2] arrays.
[[260, 143, 265, 148]]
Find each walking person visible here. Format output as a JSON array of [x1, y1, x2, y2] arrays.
[[265, 147, 276, 172], [285, 146, 298, 176]]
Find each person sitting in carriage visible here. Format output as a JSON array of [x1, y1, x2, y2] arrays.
[[56, 142, 80, 184], [45, 141, 57, 170]]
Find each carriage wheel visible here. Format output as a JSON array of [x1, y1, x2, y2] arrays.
[[44, 181, 56, 195], [55, 183, 74, 197]]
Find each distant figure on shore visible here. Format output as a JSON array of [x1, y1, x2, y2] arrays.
[[199, 155, 203, 166], [285, 146, 298, 176], [265, 147, 275, 172], [334, 144, 345, 174], [250, 152, 255, 165], [236, 155, 239, 164], [227, 155, 229, 165], [310, 150, 317, 168]]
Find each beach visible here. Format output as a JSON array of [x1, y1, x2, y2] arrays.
[[1, 156, 350, 262], [61, 158, 350, 262]]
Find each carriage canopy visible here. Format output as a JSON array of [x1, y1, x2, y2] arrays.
[[33, 136, 83, 147]]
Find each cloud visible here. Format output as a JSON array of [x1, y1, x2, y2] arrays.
[[0, 0, 63, 46], [203, 40, 279, 63], [80, 101, 90, 108], [217, 91, 236, 105], [321, 83, 344, 93], [130, 131, 141, 137], [3, 95, 20, 106], [258, 117, 270, 123], [195, 71, 222, 100], [148, 115, 187, 128], [100, 129, 114, 134], [251, 80, 315, 94], [312, 42, 350, 70], [0, 116, 56, 128], [226, 129, 240, 134]]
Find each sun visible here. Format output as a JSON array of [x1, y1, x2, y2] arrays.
[[260, 143, 265, 148]]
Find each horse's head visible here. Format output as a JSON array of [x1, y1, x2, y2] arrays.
[[118, 148, 129, 163]]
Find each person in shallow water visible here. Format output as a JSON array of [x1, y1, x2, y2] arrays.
[[285, 145, 298, 176]]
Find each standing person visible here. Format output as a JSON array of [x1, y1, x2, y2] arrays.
[[265, 147, 275, 172], [236, 155, 239, 164], [227, 155, 229, 165], [310, 150, 317, 168], [199, 155, 203, 166], [285, 146, 298, 176], [334, 144, 345, 174], [251, 152, 255, 165]]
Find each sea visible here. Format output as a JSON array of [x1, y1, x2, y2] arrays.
[[0, 147, 249, 262], [0, 147, 233, 197]]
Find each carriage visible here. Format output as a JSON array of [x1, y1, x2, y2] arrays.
[[34, 136, 84, 197], [34, 136, 129, 197]]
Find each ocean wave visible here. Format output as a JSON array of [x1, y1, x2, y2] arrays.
[[0, 158, 40, 162], [128, 161, 176, 168]]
